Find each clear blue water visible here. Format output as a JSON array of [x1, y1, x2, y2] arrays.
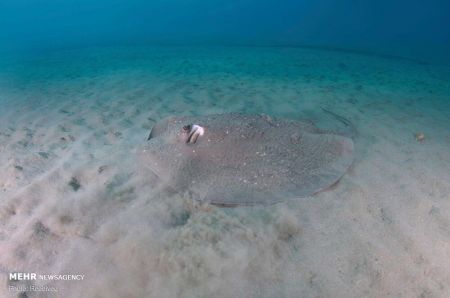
[[1, 0, 449, 62]]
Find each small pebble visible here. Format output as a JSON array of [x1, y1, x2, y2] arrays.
[[415, 132, 425, 142]]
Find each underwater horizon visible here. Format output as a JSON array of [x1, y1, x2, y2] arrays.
[[1, 0, 450, 63], [0, 1, 450, 298]]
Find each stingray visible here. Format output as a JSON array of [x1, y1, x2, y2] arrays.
[[138, 113, 354, 206]]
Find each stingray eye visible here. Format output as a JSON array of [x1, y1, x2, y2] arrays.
[[182, 124, 192, 133]]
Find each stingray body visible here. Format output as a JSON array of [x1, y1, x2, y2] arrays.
[[139, 113, 354, 206]]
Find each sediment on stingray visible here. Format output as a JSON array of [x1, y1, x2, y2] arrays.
[[139, 113, 354, 206]]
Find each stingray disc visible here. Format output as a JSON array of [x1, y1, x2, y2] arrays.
[[139, 113, 354, 206]]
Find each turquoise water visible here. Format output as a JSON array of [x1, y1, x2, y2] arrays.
[[0, 1, 449, 296], [1, 0, 450, 62]]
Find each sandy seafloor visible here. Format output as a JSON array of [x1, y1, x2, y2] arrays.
[[0, 46, 449, 298]]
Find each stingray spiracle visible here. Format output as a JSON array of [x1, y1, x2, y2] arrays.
[[183, 124, 205, 144]]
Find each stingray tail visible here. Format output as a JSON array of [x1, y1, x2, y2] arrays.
[[320, 107, 357, 138]]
